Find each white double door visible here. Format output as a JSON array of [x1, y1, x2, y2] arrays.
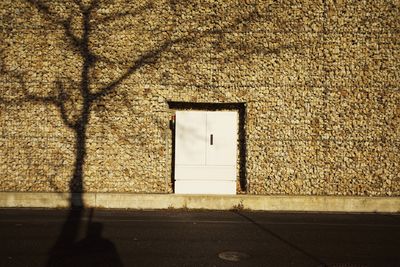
[[174, 111, 237, 194]]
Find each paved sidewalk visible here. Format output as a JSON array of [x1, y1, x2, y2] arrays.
[[0, 208, 399, 266]]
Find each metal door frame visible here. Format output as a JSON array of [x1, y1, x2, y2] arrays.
[[168, 102, 248, 193]]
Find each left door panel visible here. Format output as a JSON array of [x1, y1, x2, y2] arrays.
[[175, 111, 207, 166]]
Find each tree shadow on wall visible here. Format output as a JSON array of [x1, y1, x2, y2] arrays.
[[0, 0, 299, 194], [0, 0, 300, 265]]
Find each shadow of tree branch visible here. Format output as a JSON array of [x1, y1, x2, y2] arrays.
[[94, 1, 154, 26]]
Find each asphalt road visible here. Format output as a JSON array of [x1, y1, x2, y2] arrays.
[[0, 208, 399, 267]]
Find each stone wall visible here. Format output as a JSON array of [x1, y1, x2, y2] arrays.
[[0, 0, 399, 196]]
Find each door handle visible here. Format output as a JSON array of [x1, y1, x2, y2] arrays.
[[210, 134, 213, 145]]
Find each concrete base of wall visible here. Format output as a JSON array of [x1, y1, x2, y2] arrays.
[[0, 192, 399, 213]]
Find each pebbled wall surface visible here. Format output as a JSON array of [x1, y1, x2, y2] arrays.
[[0, 0, 399, 196]]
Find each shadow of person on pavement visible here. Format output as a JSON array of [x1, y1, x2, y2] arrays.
[[73, 221, 123, 267], [46, 208, 123, 267]]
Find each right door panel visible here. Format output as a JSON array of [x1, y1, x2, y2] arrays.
[[206, 112, 238, 166]]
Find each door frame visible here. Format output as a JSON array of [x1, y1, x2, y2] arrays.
[[168, 102, 247, 193]]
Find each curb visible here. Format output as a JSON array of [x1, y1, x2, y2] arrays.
[[0, 192, 399, 213]]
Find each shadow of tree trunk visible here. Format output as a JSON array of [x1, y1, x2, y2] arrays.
[[30, 1, 122, 264]]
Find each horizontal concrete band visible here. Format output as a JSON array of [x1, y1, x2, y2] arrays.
[[1, 192, 399, 213]]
